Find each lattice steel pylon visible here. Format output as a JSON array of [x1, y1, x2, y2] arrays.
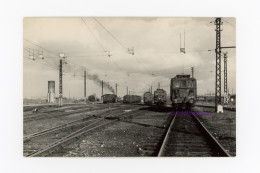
[[214, 18, 223, 110], [59, 54, 66, 107], [59, 59, 63, 107], [223, 52, 228, 106]]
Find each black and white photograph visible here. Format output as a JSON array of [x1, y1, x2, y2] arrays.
[[23, 17, 236, 157], [2, 0, 260, 172]]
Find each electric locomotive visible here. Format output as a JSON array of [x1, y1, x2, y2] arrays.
[[170, 74, 197, 110], [143, 91, 153, 105], [154, 89, 167, 106]]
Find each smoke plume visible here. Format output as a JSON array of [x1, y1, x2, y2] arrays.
[[86, 73, 115, 94]]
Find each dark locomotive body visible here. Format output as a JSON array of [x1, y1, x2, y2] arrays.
[[154, 89, 167, 105], [143, 92, 153, 105], [170, 74, 197, 110], [101, 94, 117, 103], [123, 95, 141, 104]]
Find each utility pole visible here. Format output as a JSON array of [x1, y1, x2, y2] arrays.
[[84, 70, 86, 100], [101, 80, 103, 96], [212, 18, 236, 111], [59, 59, 62, 106], [223, 52, 228, 106], [191, 67, 194, 78], [214, 17, 223, 111], [151, 86, 153, 93], [59, 54, 66, 107], [115, 83, 118, 96]]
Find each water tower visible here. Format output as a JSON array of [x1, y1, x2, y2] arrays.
[[47, 81, 55, 103]]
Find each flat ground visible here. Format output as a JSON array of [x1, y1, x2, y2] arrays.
[[23, 102, 236, 157], [194, 106, 236, 156]]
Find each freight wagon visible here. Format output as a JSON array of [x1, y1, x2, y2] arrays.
[[123, 95, 141, 103]]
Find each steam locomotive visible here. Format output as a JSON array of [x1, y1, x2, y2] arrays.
[[170, 74, 197, 110], [101, 94, 117, 103], [154, 89, 167, 106]]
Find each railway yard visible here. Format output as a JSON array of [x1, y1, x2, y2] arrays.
[[23, 102, 236, 157], [23, 17, 236, 158]]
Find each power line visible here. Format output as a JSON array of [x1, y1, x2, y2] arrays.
[[24, 39, 86, 70], [93, 18, 127, 50], [66, 55, 107, 57], [24, 56, 84, 79], [24, 39, 60, 58], [81, 17, 107, 52], [186, 49, 215, 53], [24, 40, 123, 77], [24, 56, 59, 71], [60, 51, 107, 54], [223, 19, 235, 27]]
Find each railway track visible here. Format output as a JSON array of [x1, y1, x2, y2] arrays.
[[23, 104, 95, 116], [23, 116, 99, 142], [24, 106, 147, 157], [48, 108, 158, 157], [23, 103, 88, 112], [139, 111, 231, 157], [23, 104, 127, 122], [25, 119, 117, 157], [157, 112, 231, 157]]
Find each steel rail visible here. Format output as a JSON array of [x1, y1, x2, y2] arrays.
[[191, 113, 231, 157], [26, 119, 117, 157], [23, 117, 99, 141], [157, 112, 176, 156], [23, 106, 118, 122], [157, 111, 231, 157]]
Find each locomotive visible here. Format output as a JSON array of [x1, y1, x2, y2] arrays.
[[154, 89, 167, 105], [101, 94, 117, 103], [170, 74, 197, 110], [123, 95, 141, 103], [143, 91, 153, 105]]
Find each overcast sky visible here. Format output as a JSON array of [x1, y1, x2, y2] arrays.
[[23, 17, 236, 99]]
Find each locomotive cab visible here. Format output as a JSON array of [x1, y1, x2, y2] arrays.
[[154, 89, 167, 106], [171, 74, 197, 110], [143, 92, 153, 104]]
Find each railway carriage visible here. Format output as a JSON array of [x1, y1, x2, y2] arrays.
[[123, 95, 141, 103], [143, 92, 153, 105], [170, 74, 197, 110], [101, 94, 117, 103], [154, 89, 167, 106]]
